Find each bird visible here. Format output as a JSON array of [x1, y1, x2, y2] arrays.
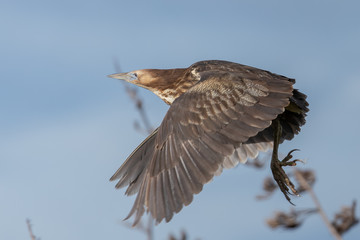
[[108, 60, 309, 226]]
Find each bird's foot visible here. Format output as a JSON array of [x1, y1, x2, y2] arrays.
[[271, 149, 303, 203]]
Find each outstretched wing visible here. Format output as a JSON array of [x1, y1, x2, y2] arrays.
[[111, 69, 294, 225]]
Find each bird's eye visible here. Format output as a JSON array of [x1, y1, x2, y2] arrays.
[[130, 72, 138, 81]]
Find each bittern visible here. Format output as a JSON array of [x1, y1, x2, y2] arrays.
[[108, 60, 309, 226]]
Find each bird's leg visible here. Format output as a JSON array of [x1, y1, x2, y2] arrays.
[[270, 119, 301, 203]]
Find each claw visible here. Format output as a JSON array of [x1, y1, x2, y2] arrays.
[[270, 121, 302, 203], [281, 150, 305, 167], [271, 157, 299, 203], [282, 149, 300, 162]]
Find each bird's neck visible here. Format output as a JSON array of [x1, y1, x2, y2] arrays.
[[146, 68, 198, 105]]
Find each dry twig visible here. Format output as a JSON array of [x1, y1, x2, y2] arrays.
[[26, 219, 38, 240], [294, 169, 343, 240]]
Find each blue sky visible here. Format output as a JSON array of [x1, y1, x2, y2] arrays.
[[1, 0, 360, 239]]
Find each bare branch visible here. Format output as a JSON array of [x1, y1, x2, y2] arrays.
[[294, 169, 343, 240], [26, 219, 38, 240]]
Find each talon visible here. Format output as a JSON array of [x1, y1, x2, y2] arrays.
[[270, 120, 302, 203], [282, 149, 300, 162], [280, 159, 299, 167]]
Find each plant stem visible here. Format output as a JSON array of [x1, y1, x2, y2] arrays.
[[294, 169, 343, 240]]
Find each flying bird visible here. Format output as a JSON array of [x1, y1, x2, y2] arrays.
[[108, 60, 309, 226]]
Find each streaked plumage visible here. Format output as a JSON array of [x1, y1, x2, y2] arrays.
[[108, 60, 309, 225]]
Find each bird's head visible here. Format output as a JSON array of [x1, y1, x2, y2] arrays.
[[108, 69, 155, 88], [110, 67, 186, 89], [108, 67, 192, 104]]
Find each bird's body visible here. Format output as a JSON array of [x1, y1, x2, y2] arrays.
[[109, 60, 309, 225]]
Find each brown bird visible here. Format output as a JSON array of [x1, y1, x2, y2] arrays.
[[108, 60, 309, 226]]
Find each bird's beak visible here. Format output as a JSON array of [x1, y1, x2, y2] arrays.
[[107, 72, 134, 81]]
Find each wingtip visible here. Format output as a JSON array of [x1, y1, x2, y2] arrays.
[[109, 174, 118, 182]]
